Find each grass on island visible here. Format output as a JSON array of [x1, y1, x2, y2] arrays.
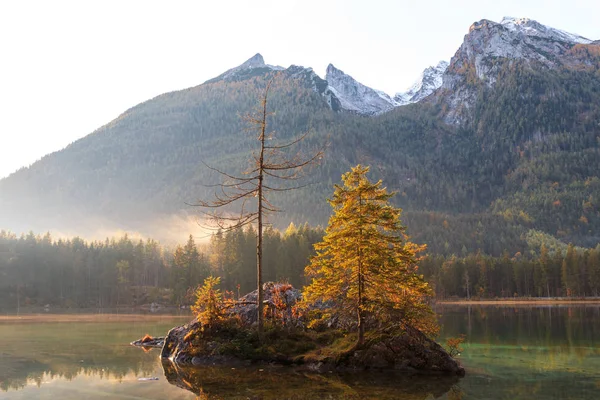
[[182, 320, 362, 364]]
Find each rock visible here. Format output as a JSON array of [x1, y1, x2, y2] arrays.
[[130, 335, 165, 348], [229, 282, 302, 326], [161, 320, 201, 363], [337, 324, 465, 376]]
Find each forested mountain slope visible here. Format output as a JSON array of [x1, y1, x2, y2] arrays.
[[1, 17, 598, 255]]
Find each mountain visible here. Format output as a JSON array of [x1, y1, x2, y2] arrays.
[[204, 53, 284, 83], [426, 16, 600, 248], [436, 16, 598, 124], [325, 64, 398, 115], [394, 61, 449, 105], [1, 17, 599, 254]]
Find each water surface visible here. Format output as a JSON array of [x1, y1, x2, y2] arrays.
[[437, 304, 600, 399], [1, 306, 599, 399]]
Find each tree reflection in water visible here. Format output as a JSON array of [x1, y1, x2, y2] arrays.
[[161, 359, 460, 399]]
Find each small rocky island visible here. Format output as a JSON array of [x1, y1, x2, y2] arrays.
[[133, 167, 465, 377], [133, 282, 464, 376]]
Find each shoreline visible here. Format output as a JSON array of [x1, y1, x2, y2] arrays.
[[0, 313, 191, 323], [436, 298, 600, 305]]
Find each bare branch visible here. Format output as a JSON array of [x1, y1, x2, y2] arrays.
[[201, 160, 258, 183], [263, 183, 311, 192], [264, 130, 310, 150], [191, 74, 324, 335]]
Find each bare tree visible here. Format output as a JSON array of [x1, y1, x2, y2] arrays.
[[193, 78, 324, 334]]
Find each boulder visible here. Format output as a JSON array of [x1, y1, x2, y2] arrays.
[[338, 324, 465, 375], [160, 319, 202, 363], [229, 282, 302, 326]]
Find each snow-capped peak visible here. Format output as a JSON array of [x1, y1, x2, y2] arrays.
[[438, 17, 598, 125], [206, 53, 284, 83], [394, 60, 449, 105], [325, 64, 397, 115], [500, 17, 592, 44], [453, 16, 596, 82]]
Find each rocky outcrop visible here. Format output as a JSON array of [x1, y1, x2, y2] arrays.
[[325, 64, 398, 115], [394, 61, 449, 105], [435, 17, 598, 125], [160, 319, 201, 364], [338, 324, 465, 375], [151, 282, 464, 376], [204, 53, 284, 84], [230, 281, 302, 326]]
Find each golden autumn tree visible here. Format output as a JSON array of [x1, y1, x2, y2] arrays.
[[191, 276, 225, 327], [303, 165, 436, 346]]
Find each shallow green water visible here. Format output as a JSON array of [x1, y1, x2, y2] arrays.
[[1, 306, 599, 399], [437, 304, 600, 399]]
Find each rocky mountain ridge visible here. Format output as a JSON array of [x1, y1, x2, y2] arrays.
[[0, 16, 598, 251], [324, 64, 398, 115], [208, 17, 596, 118], [437, 16, 599, 124], [394, 61, 449, 105]]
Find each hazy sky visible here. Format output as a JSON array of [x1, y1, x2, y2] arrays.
[[1, 0, 599, 179]]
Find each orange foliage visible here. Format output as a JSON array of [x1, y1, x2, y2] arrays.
[[446, 334, 466, 357], [140, 334, 153, 343], [183, 330, 196, 343]]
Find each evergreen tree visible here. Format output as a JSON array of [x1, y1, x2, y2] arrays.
[[562, 244, 577, 297], [539, 243, 551, 297], [171, 235, 206, 305], [588, 245, 600, 296], [304, 165, 435, 346]]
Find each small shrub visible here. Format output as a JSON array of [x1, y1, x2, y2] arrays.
[[446, 334, 466, 357], [191, 276, 225, 327]]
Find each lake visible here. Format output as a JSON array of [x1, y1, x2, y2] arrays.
[[1, 305, 600, 399]]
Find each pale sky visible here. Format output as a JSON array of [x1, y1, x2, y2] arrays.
[[1, 0, 599, 179]]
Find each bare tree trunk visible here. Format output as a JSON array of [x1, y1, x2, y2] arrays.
[[256, 93, 267, 335], [195, 77, 323, 337]]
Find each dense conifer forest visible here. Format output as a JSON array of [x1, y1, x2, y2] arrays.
[[2, 225, 599, 311]]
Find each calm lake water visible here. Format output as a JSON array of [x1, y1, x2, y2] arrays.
[[1, 305, 600, 399]]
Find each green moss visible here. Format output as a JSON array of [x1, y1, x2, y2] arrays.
[[301, 332, 357, 364], [184, 323, 352, 364]]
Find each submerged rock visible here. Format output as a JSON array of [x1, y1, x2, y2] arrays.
[[130, 335, 165, 348]]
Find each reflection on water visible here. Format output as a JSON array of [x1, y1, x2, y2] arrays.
[[0, 314, 190, 397], [2, 307, 600, 399], [161, 359, 459, 399], [437, 305, 600, 399]]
